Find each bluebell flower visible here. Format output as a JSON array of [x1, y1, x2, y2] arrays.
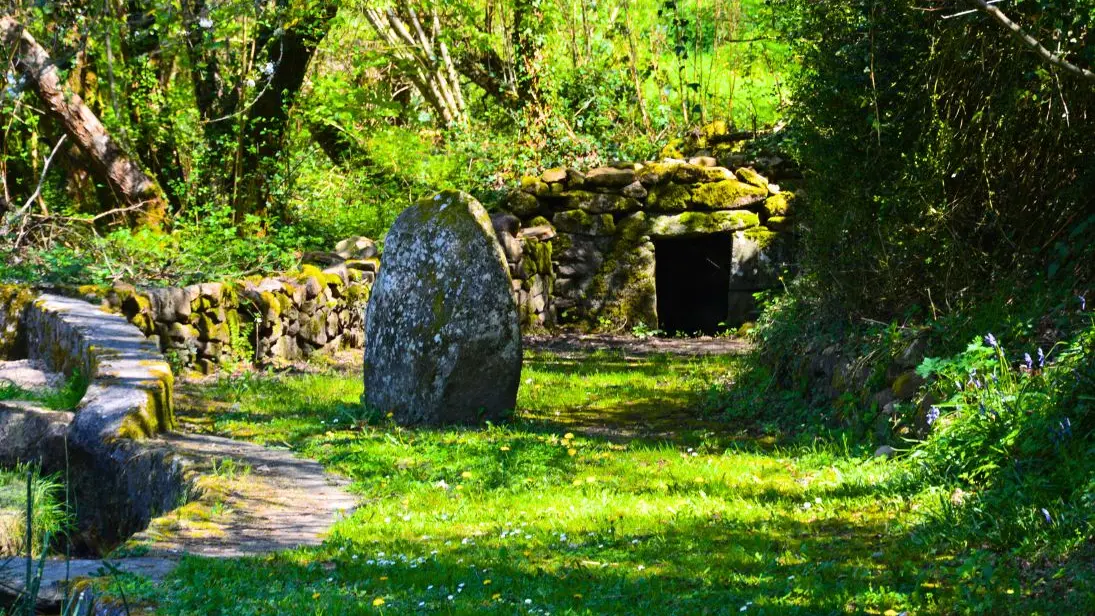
[[1041, 508, 1052, 524], [1037, 348, 1045, 368], [926, 406, 940, 425], [1023, 353, 1033, 370], [1080, 295, 1087, 312], [984, 333, 998, 348]]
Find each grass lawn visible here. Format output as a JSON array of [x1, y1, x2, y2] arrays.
[[133, 351, 1067, 615]]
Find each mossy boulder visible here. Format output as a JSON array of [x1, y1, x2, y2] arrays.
[[649, 211, 759, 237], [691, 180, 768, 210], [646, 183, 693, 212], [363, 190, 521, 426]]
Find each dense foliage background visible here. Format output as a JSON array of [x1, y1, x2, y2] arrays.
[[0, 0, 789, 285]]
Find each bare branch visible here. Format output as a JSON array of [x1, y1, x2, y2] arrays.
[[966, 0, 1095, 83], [2, 134, 65, 235]]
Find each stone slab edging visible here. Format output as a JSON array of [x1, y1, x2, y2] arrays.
[[22, 294, 186, 551]]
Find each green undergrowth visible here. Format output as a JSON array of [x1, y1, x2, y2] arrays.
[[709, 276, 1095, 613], [0, 465, 69, 558], [138, 350, 1095, 614]]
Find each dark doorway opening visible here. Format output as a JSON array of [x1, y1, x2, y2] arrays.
[[654, 234, 732, 335]]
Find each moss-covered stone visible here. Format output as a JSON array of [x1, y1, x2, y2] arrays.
[[523, 240, 553, 275], [635, 161, 680, 187], [583, 167, 636, 188], [659, 138, 685, 160], [646, 183, 693, 212], [736, 167, 769, 189], [649, 210, 759, 237], [562, 191, 639, 214], [672, 164, 735, 184], [763, 191, 795, 218], [552, 210, 616, 236], [527, 215, 552, 228], [0, 284, 34, 358], [520, 175, 549, 195], [581, 213, 656, 330], [691, 180, 768, 210], [541, 167, 567, 183], [765, 216, 793, 232], [703, 120, 729, 140], [196, 314, 229, 343], [892, 370, 924, 400]]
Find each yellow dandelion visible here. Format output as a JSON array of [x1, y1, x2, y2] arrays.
[[492, 593, 502, 600], [312, 592, 320, 599], [373, 597, 385, 606], [379, 576, 388, 581], [564, 433, 575, 440], [573, 593, 583, 599], [386, 412, 394, 418], [483, 579, 492, 585], [461, 471, 473, 479], [567, 448, 577, 456], [572, 479, 582, 486], [500, 446, 511, 451], [694, 477, 705, 483], [586, 476, 597, 483]]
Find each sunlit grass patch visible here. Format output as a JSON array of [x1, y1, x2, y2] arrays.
[[146, 350, 1084, 614]]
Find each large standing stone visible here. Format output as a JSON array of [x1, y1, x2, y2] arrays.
[[363, 190, 522, 425]]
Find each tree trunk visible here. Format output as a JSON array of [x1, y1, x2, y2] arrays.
[[0, 15, 168, 227]]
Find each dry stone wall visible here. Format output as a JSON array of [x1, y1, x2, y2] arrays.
[[497, 145, 801, 332], [99, 259, 377, 372]]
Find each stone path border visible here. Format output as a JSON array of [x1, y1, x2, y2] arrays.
[[0, 291, 358, 611], [0, 433, 357, 610]]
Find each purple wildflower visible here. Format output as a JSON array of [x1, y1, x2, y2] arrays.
[[1023, 353, 1033, 370], [1037, 348, 1045, 368], [926, 406, 940, 426], [1041, 508, 1052, 524], [984, 333, 998, 348]]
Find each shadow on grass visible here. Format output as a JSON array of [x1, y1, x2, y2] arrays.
[[157, 507, 930, 616]]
